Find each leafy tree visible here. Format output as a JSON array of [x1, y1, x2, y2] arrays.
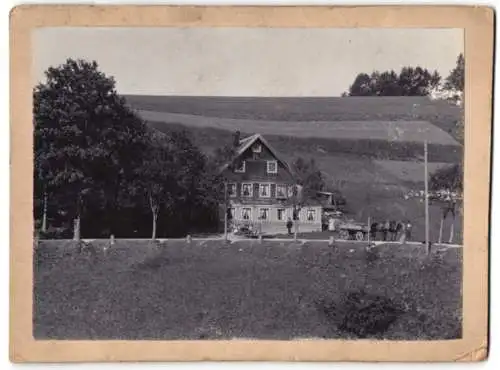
[[398, 66, 438, 96], [445, 53, 465, 91], [293, 157, 325, 195], [34, 58, 147, 240], [348, 73, 373, 96], [430, 70, 442, 89], [136, 132, 176, 240], [429, 164, 462, 194], [429, 164, 463, 244], [211, 130, 241, 169], [347, 67, 441, 96], [445, 53, 465, 141], [377, 70, 401, 96], [137, 129, 221, 239]]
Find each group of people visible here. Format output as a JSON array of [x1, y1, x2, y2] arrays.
[[370, 220, 412, 242]]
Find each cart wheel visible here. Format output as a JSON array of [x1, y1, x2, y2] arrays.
[[339, 230, 350, 240], [355, 231, 365, 241]]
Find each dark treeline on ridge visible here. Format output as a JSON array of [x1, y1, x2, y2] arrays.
[[344, 54, 464, 97]]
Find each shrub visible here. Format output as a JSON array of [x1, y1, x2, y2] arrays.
[[317, 290, 405, 338]]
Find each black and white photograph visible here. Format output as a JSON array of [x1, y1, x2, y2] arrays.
[[32, 26, 466, 341]]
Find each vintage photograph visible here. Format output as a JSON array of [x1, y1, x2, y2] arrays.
[[32, 27, 464, 341]]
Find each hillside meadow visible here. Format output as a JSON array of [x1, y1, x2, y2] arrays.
[[138, 110, 458, 146], [124, 95, 462, 141]]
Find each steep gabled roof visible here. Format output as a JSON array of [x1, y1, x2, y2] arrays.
[[220, 133, 296, 178], [237, 133, 259, 147]]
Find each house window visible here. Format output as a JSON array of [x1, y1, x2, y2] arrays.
[[242, 208, 252, 220], [288, 185, 299, 198], [259, 208, 269, 220], [276, 184, 287, 199], [252, 143, 262, 153], [259, 184, 270, 198], [227, 183, 237, 197], [267, 160, 278, 174], [277, 208, 286, 221], [234, 161, 246, 173], [241, 183, 253, 197], [307, 209, 316, 221]]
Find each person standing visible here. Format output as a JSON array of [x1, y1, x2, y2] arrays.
[[286, 217, 293, 235], [382, 220, 390, 241], [399, 222, 407, 244], [389, 220, 397, 241], [370, 222, 378, 241], [395, 221, 403, 241], [405, 220, 412, 242]]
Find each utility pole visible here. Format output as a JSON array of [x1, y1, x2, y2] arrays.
[[424, 140, 430, 253], [293, 205, 298, 241], [367, 216, 371, 247], [224, 181, 228, 242], [293, 184, 299, 241]]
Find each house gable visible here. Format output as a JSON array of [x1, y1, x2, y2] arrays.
[[221, 134, 295, 182]]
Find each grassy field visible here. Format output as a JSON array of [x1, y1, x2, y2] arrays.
[[147, 121, 462, 164], [138, 110, 458, 146], [124, 95, 462, 138], [34, 240, 462, 340]]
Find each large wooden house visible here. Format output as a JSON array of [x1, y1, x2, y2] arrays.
[[220, 133, 323, 234]]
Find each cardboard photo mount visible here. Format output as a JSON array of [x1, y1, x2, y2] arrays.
[[10, 5, 493, 363]]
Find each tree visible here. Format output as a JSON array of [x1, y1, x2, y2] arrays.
[[445, 53, 464, 92], [210, 130, 242, 170], [377, 70, 401, 96], [348, 73, 373, 96], [398, 66, 439, 96], [293, 157, 325, 196], [429, 164, 463, 244], [34, 58, 147, 240], [430, 70, 442, 89], [137, 132, 176, 240], [347, 67, 441, 97], [447, 54, 465, 140], [137, 129, 221, 239]]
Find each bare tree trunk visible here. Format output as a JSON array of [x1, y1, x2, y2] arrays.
[[438, 214, 444, 244], [73, 196, 81, 241], [41, 191, 48, 233], [73, 215, 81, 241], [149, 194, 159, 241], [152, 211, 158, 240], [448, 216, 455, 244]]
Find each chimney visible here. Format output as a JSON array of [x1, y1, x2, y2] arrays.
[[232, 131, 241, 148]]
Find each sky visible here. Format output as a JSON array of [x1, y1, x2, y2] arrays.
[[33, 27, 463, 97]]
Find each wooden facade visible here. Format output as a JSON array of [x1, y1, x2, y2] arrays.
[[220, 134, 323, 233]]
